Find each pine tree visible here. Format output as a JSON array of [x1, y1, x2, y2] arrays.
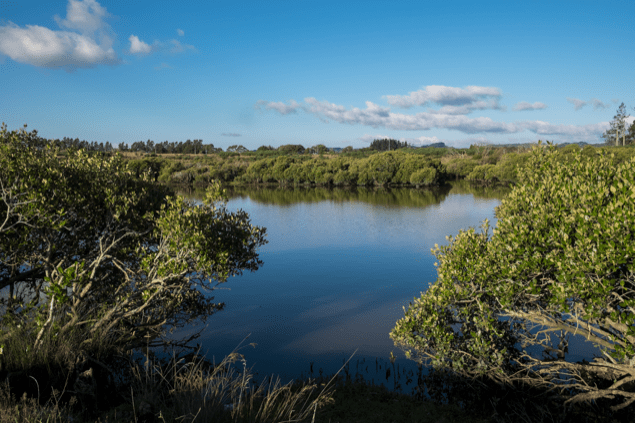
[[602, 102, 630, 146]]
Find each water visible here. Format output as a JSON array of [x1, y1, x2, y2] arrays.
[[170, 182, 517, 394]]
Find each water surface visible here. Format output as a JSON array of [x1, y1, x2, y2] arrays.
[[173, 182, 513, 393]]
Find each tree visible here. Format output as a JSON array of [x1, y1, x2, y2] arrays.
[[391, 142, 635, 411], [627, 108, 635, 146], [227, 145, 248, 153], [277, 144, 305, 155], [602, 103, 630, 146], [0, 123, 268, 366], [370, 138, 408, 151]]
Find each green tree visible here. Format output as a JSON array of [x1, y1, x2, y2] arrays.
[[0, 123, 267, 367], [627, 109, 635, 146], [391, 142, 635, 411], [277, 144, 305, 155], [370, 138, 408, 151], [227, 144, 248, 153], [603, 102, 630, 146]]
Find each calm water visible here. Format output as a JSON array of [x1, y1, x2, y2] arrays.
[[170, 182, 600, 395]]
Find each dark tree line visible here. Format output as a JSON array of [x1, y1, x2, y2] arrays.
[[5, 126, 220, 155], [123, 139, 221, 154], [5, 127, 116, 152], [370, 138, 408, 151]]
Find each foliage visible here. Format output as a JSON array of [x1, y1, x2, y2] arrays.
[[409, 167, 438, 186], [466, 164, 497, 182], [391, 141, 635, 411], [369, 138, 408, 151], [227, 145, 249, 153], [602, 103, 631, 146], [277, 144, 306, 155], [0, 123, 267, 372], [444, 157, 480, 179]]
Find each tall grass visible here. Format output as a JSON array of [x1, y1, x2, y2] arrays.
[[0, 327, 490, 423]]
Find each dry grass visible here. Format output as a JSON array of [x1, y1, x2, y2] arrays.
[[0, 334, 490, 423]]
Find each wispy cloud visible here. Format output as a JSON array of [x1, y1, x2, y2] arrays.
[[567, 97, 611, 111], [128, 36, 195, 56], [154, 62, 172, 70], [255, 99, 302, 115], [257, 93, 610, 142], [384, 85, 503, 114], [591, 98, 610, 110], [566, 97, 587, 111], [513, 101, 547, 111], [0, 0, 120, 71], [221, 133, 242, 137], [168, 39, 197, 54], [177, 28, 185, 36]]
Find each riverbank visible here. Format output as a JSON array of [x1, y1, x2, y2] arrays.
[[122, 143, 635, 190]]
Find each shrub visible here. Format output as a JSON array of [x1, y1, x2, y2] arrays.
[[391, 142, 635, 412], [409, 167, 438, 186]]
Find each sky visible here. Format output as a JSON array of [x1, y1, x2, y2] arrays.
[[1, 0, 634, 150]]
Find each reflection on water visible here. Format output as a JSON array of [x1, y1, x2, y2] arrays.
[[167, 182, 522, 394], [176, 180, 512, 207]]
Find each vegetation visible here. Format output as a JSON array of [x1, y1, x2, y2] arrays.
[[369, 138, 409, 151], [5, 122, 635, 421], [602, 103, 634, 146], [390, 141, 635, 419], [0, 124, 494, 422]]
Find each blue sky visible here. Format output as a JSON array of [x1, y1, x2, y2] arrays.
[[1, 0, 634, 149]]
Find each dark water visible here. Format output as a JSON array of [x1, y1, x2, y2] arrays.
[[170, 182, 600, 395]]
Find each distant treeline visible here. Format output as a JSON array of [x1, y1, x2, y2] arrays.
[[14, 129, 440, 155], [125, 142, 635, 188], [10, 125, 635, 188]]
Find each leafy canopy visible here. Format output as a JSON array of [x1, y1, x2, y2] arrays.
[[0, 123, 267, 362], [391, 141, 635, 410]]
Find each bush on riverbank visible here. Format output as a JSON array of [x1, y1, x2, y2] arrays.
[[391, 141, 635, 419]]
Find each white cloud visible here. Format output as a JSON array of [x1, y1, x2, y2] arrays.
[[384, 85, 502, 113], [256, 95, 610, 142], [591, 98, 610, 110], [129, 35, 152, 54], [357, 134, 390, 143], [410, 135, 442, 145], [0, 0, 119, 71], [513, 101, 547, 111], [53, 0, 107, 34], [177, 28, 185, 36]]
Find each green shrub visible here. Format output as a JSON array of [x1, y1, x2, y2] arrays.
[[466, 164, 497, 182], [409, 167, 438, 186], [445, 157, 479, 178], [391, 142, 635, 411]]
